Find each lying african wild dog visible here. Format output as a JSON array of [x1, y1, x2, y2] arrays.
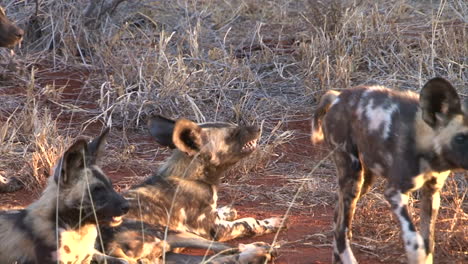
[[311, 77, 466, 264], [0, 129, 130, 264], [98, 116, 281, 263], [0, 5, 25, 194]]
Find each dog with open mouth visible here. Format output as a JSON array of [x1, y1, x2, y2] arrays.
[[97, 116, 282, 264]]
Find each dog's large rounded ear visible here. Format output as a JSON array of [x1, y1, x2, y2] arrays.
[[54, 139, 88, 186], [148, 116, 176, 148], [87, 127, 109, 165], [172, 119, 202, 156], [420, 77, 461, 127]]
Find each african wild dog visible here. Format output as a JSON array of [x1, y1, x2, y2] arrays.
[[0, 129, 130, 264], [0, 5, 24, 193], [311, 77, 466, 264], [0, 5, 23, 48], [98, 116, 281, 263]]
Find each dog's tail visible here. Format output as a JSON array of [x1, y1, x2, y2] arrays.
[[311, 90, 340, 144]]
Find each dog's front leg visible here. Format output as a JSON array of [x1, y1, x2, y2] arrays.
[[419, 172, 449, 264], [212, 216, 282, 242], [385, 188, 426, 264], [92, 251, 129, 264]]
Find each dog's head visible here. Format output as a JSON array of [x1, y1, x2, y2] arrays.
[[52, 129, 129, 227], [0, 6, 23, 48], [148, 115, 261, 169], [419, 77, 468, 169]]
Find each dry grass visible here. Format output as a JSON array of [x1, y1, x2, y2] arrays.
[[0, 0, 466, 262]]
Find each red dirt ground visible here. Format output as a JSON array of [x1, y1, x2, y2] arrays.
[[1, 71, 463, 264]]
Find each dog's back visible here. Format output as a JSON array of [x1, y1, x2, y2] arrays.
[[320, 87, 420, 175]]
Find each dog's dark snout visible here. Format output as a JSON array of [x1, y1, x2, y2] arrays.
[[120, 198, 130, 214], [15, 28, 23, 38], [248, 125, 260, 134]]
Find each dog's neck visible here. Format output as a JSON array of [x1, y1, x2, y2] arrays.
[[156, 150, 229, 185], [25, 180, 97, 246]]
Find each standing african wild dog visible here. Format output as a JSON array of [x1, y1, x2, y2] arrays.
[[98, 116, 281, 263], [311, 78, 466, 264], [0, 129, 130, 264], [0, 5, 23, 48], [0, 5, 25, 194]]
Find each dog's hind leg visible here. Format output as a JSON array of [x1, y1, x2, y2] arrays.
[[419, 172, 449, 264], [332, 150, 365, 264], [211, 216, 282, 242], [164, 242, 275, 264], [166, 231, 232, 252]]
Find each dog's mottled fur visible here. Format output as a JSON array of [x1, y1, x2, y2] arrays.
[[0, 129, 129, 264], [99, 116, 281, 263], [311, 78, 466, 264]]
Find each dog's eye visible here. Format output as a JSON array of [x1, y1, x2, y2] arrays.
[[454, 135, 467, 144], [228, 129, 240, 140], [92, 185, 106, 193]]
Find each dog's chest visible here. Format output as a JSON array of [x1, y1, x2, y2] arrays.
[[57, 225, 97, 264]]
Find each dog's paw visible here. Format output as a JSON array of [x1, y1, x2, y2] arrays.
[[238, 242, 278, 263], [216, 205, 238, 221], [261, 217, 283, 232]]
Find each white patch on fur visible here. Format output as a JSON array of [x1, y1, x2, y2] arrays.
[[433, 140, 442, 155], [216, 217, 281, 238], [409, 171, 449, 193], [179, 208, 186, 221], [411, 173, 427, 191], [216, 206, 237, 221], [262, 217, 282, 230], [197, 214, 206, 222], [57, 225, 97, 264], [365, 99, 398, 139], [311, 124, 324, 144], [175, 209, 188, 232], [332, 228, 357, 264], [356, 101, 365, 119], [338, 239, 358, 264], [385, 153, 393, 165], [330, 97, 340, 107], [175, 222, 188, 232], [211, 186, 218, 210], [349, 154, 359, 165]]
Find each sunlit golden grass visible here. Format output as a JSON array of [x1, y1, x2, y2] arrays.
[[0, 0, 466, 262]]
